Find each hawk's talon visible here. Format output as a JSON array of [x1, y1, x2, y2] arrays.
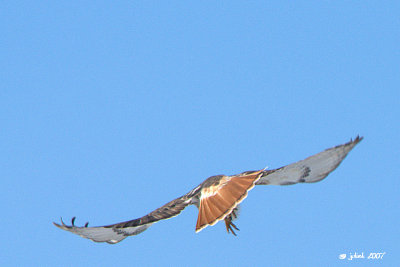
[[231, 222, 239, 231], [224, 214, 240, 236]]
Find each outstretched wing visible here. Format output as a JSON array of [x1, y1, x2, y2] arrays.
[[54, 192, 196, 244], [256, 136, 362, 186]]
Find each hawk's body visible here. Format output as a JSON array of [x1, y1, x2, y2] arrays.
[[54, 136, 362, 244]]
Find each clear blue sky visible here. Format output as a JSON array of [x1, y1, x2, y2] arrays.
[[1, 1, 399, 266]]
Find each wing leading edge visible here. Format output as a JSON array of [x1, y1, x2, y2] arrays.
[[53, 192, 195, 244], [257, 136, 362, 186]]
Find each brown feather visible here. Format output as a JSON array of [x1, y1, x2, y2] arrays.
[[195, 170, 263, 232], [206, 195, 226, 214], [202, 200, 217, 222], [212, 193, 231, 207], [199, 201, 209, 227]]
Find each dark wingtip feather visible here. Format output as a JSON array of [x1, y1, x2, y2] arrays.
[[53, 216, 91, 230], [350, 135, 363, 147], [53, 217, 68, 229]]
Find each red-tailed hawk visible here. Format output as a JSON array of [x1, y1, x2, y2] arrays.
[[54, 136, 362, 244]]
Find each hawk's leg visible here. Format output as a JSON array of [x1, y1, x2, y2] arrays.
[[224, 211, 240, 236]]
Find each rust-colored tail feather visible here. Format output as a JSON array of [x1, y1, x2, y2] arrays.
[[195, 170, 263, 232]]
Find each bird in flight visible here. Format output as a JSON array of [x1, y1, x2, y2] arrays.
[[54, 136, 362, 244]]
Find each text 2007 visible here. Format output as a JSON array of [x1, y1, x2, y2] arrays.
[[368, 252, 385, 259]]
